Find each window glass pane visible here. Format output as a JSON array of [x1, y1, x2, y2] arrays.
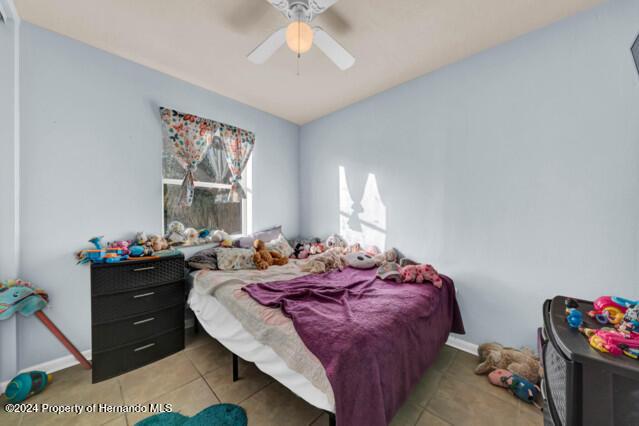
[[163, 185, 242, 234], [162, 136, 231, 184]]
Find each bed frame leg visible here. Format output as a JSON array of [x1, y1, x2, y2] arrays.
[[232, 353, 239, 382], [326, 411, 336, 426]]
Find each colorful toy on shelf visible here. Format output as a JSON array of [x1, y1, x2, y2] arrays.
[[582, 327, 639, 356], [5, 371, 52, 403], [108, 240, 131, 255], [76, 236, 129, 264], [619, 304, 639, 333], [588, 296, 629, 325], [619, 344, 639, 360], [566, 308, 583, 329], [0, 280, 91, 370]]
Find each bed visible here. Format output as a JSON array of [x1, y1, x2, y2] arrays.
[[187, 259, 464, 426]]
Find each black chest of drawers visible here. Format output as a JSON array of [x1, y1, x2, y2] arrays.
[[91, 253, 186, 383]]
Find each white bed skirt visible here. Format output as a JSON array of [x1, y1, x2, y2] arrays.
[[188, 289, 334, 412]]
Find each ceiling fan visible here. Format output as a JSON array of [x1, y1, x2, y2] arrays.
[[247, 0, 355, 70]]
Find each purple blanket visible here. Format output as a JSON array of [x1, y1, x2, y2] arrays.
[[243, 267, 465, 426]]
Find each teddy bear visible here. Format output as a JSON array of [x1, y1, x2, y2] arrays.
[[475, 342, 542, 384], [253, 239, 289, 270], [147, 234, 169, 252]]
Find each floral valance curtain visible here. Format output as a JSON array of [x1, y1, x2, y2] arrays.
[[160, 107, 255, 206]]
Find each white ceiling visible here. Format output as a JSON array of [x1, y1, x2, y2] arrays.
[[15, 0, 603, 124]]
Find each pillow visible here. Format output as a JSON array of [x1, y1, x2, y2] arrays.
[[238, 225, 282, 248], [215, 248, 256, 270], [187, 247, 218, 270], [345, 252, 377, 269], [266, 234, 294, 258]]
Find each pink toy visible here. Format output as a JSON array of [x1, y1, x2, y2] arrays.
[[400, 264, 443, 288], [416, 264, 443, 288], [109, 240, 131, 256], [400, 265, 418, 282], [488, 369, 512, 387], [588, 296, 627, 325], [583, 327, 639, 356]]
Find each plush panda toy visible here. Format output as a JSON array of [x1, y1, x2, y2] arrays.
[[345, 252, 377, 269]]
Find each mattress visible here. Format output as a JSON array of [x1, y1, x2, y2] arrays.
[[187, 263, 335, 411]]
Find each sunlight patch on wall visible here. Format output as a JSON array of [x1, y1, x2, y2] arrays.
[[339, 166, 386, 250]]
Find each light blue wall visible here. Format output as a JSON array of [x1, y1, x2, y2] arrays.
[[300, 0, 639, 349], [6, 22, 300, 377]]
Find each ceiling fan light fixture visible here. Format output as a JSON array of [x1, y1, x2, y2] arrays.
[[286, 21, 313, 54]]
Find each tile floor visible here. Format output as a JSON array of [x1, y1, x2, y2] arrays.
[[1, 332, 542, 425]]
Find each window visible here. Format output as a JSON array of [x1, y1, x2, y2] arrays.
[[162, 135, 249, 235]]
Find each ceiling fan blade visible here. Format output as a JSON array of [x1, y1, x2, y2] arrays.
[[313, 27, 355, 70], [247, 27, 287, 64], [310, 0, 339, 15]]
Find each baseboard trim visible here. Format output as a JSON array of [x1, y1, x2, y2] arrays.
[[0, 350, 91, 394], [445, 335, 478, 355]]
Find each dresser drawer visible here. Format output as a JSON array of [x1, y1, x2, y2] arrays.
[[92, 281, 184, 324], [92, 327, 184, 383], [91, 256, 184, 296], [92, 304, 184, 352]]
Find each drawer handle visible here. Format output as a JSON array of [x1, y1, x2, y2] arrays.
[[133, 317, 155, 326], [133, 291, 155, 299], [133, 266, 156, 272], [133, 343, 156, 352]]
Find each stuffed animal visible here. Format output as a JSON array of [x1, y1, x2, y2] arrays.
[[211, 229, 230, 243], [309, 242, 325, 255], [400, 265, 418, 282], [148, 234, 169, 252], [292, 242, 310, 259], [415, 264, 443, 288], [376, 262, 402, 283], [253, 239, 289, 270], [109, 240, 130, 255], [166, 221, 186, 244], [345, 252, 377, 269], [488, 369, 541, 406], [135, 231, 148, 246], [300, 248, 346, 274], [325, 234, 348, 250], [184, 227, 199, 244], [475, 342, 542, 384]]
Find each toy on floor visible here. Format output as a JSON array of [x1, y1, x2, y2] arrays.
[[5, 371, 52, 403], [135, 403, 247, 426], [0, 279, 91, 370], [488, 369, 541, 407], [253, 239, 289, 270], [475, 342, 541, 384]]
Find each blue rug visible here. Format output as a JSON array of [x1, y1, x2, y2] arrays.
[[135, 404, 247, 426]]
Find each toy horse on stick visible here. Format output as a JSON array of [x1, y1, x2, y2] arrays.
[[0, 279, 91, 369]]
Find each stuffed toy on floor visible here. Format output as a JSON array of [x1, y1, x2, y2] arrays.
[[488, 369, 541, 407], [475, 342, 542, 384]]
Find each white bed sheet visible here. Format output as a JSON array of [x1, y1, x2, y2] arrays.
[[188, 289, 334, 412]]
